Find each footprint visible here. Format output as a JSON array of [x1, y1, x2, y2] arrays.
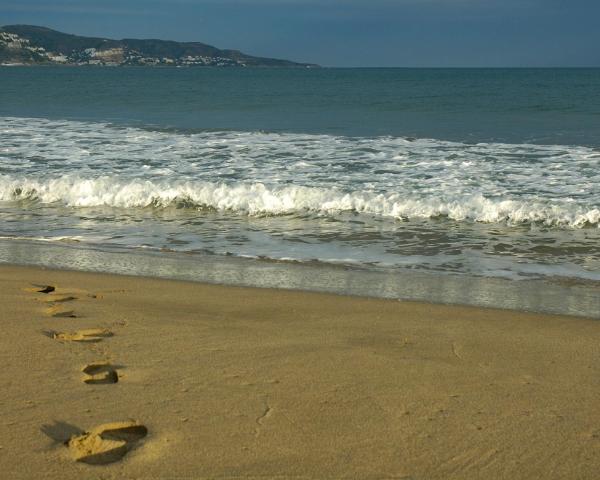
[[67, 421, 147, 465], [36, 295, 77, 304], [44, 305, 77, 318], [82, 362, 119, 384], [24, 284, 55, 294], [44, 328, 113, 342]]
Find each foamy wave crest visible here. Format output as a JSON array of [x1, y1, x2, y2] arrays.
[[2, 175, 598, 227]]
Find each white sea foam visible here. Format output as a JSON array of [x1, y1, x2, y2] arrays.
[[0, 116, 599, 228], [1, 174, 598, 227]]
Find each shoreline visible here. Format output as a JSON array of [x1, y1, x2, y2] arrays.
[[2, 263, 600, 478], [0, 238, 598, 319], [2, 259, 599, 322]]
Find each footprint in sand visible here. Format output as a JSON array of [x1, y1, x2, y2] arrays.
[[67, 421, 148, 464], [25, 284, 99, 299], [36, 295, 77, 304], [44, 328, 113, 343], [82, 362, 119, 384], [44, 305, 77, 318], [24, 284, 56, 294]]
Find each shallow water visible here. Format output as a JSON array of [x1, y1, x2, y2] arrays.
[[2, 239, 599, 318], [0, 67, 599, 295]]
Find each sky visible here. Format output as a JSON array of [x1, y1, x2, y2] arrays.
[[1, 0, 599, 67]]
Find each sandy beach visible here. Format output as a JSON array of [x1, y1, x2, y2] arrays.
[[1, 263, 599, 479]]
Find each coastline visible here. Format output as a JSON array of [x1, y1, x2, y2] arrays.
[[0, 238, 598, 319], [2, 263, 600, 478]]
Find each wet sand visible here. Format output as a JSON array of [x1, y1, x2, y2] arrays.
[[1, 264, 599, 479]]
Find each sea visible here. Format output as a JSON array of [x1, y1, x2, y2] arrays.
[[1, 67, 599, 317]]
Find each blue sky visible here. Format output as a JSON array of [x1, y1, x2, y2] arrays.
[[1, 0, 599, 67]]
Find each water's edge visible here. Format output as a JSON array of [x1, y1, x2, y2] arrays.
[[1, 239, 597, 319]]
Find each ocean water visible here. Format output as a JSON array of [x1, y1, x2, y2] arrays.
[[1, 67, 599, 309]]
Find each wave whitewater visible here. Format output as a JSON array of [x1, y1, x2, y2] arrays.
[[2, 175, 598, 228]]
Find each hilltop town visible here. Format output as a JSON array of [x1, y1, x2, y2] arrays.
[[0, 25, 317, 68]]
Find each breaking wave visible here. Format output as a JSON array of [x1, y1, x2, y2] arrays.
[[1, 116, 599, 229], [1, 174, 598, 228]]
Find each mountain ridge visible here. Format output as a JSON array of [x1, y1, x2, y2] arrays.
[[0, 25, 318, 67]]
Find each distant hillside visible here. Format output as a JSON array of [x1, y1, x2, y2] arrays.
[[0, 25, 318, 67]]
